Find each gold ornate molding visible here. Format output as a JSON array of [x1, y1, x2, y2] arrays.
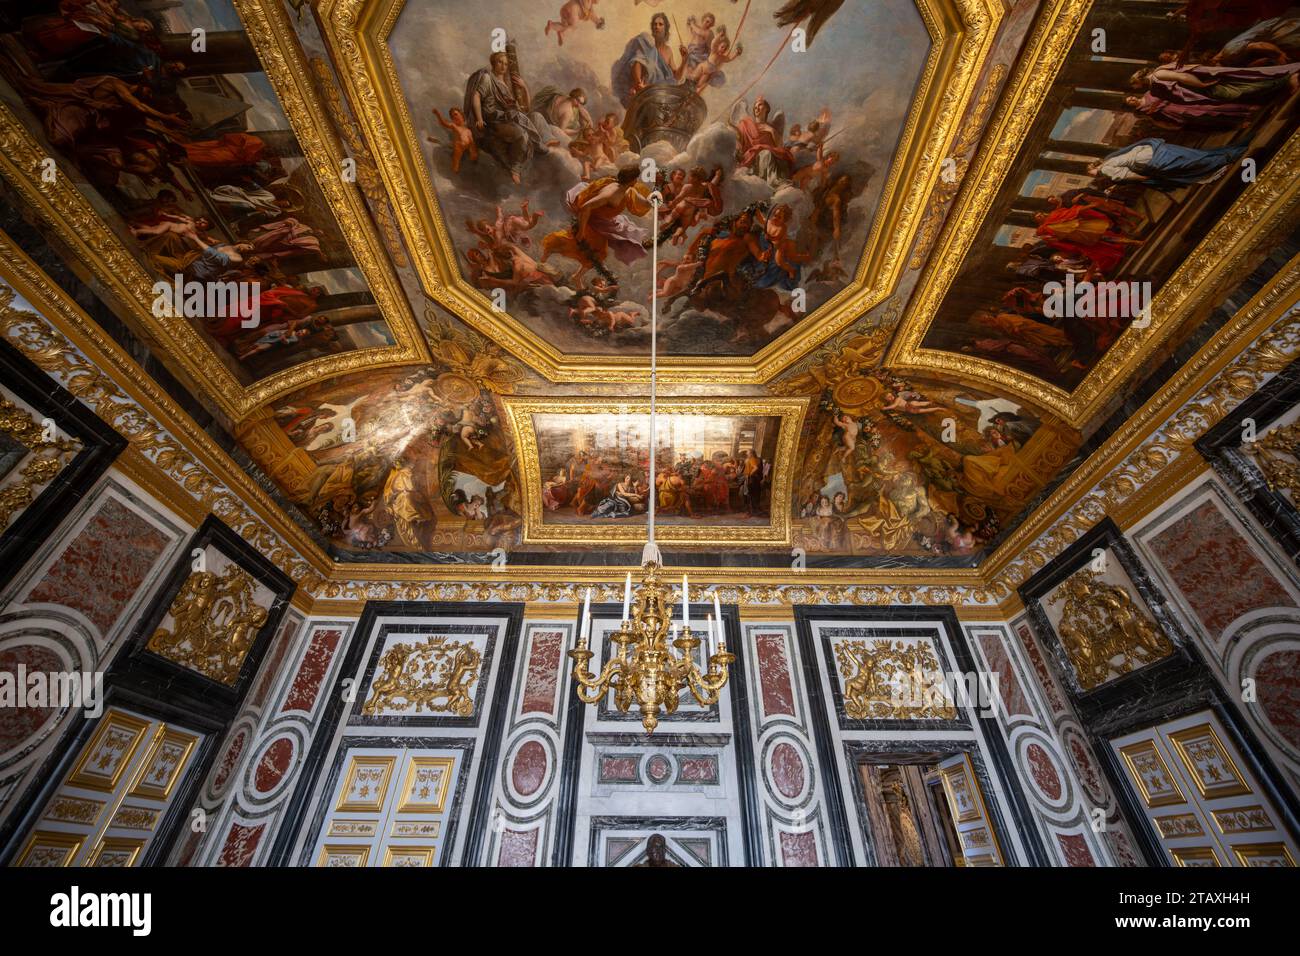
[[314, 0, 1002, 383], [986, 255, 1300, 594], [503, 395, 808, 547], [886, 0, 1300, 427], [0, 2, 428, 423], [0, 392, 80, 528], [147, 566, 270, 685]]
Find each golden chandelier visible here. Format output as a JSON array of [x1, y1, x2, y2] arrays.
[[566, 192, 734, 733], [570, 567, 735, 733]]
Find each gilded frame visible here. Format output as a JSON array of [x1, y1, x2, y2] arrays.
[[0, 0, 429, 423], [503, 395, 809, 547], [885, 0, 1300, 427], [314, 0, 1002, 384]]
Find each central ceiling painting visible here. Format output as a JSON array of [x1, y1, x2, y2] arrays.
[[388, 0, 930, 358]]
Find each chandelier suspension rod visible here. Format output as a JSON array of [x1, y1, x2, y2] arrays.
[[648, 189, 661, 554]]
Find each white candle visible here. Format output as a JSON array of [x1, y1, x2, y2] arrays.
[[682, 574, 690, 628], [580, 587, 591, 645], [713, 592, 723, 641], [622, 572, 631, 622], [705, 613, 713, 658]]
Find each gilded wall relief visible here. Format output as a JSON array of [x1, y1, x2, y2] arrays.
[[1041, 559, 1173, 692], [0, 0, 426, 419], [316, 0, 1002, 380], [362, 637, 482, 717], [504, 396, 807, 547], [774, 333, 1081, 558], [146, 560, 272, 685], [890, 0, 1300, 423], [833, 637, 957, 721]]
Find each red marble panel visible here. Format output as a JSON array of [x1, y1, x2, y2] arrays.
[[27, 498, 169, 637], [1107, 829, 1140, 867], [779, 830, 819, 867], [1256, 648, 1300, 750], [677, 756, 718, 784], [1026, 742, 1062, 801], [253, 737, 295, 794], [521, 630, 564, 716], [1057, 833, 1096, 867], [976, 631, 1032, 718], [497, 827, 538, 867], [217, 822, 265, 867], [280, 628, 343, 714], [770, 742, 805, 799], [511, 740, 547, 796], [1018, 624, 1066, 716], [1064, 729, 1107, 805], [1148, 501, 1294, 640], [0, 645, 63, 753], [212, 728, 247, 793], [756, 632, 795, 718], [249, 618, 299, 709], [598, 755, 639, 783]]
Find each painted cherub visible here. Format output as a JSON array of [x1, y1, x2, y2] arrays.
[[569, 294, 639, 334], [882, 389, 946, 415], [792, 143, 839, 191], [495, 200, 544, 248], [545, 0, 604, 47], [429, 106, 477, 173], [659, 166, 724, 245], [756, 203, 810, 280], [690, 29, 743, 93]]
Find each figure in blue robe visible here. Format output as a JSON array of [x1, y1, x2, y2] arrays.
[[612, 17, 679, 106], [1091, 138, 1248, 191]]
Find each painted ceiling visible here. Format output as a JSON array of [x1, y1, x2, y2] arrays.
[[0, 0, 1296, 569]]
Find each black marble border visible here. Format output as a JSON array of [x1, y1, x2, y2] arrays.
[[269, 600, 522, 867], [117, 514, 294, 714], [1018, 518, 1203, 721], [794, 604, 1049, 867], [0, 337, 126, 583], [586, 815, 729, 867], [1196, 355, 1300, 567], [0, 682, 225, 866], [552, 603, 760, 866], [347, 621, 499, 729]]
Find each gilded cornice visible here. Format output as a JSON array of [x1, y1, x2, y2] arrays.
[[2, 225, 1297, 620]]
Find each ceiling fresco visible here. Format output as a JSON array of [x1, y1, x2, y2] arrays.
[[386, 0, 927, 359], [0, 0, 426, 417], [0, 0, 1296, 571]]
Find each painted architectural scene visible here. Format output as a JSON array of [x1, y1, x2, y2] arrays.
[[0, 0, 398, 381], [918, 0, 1300, 390], [531, 410, 779, 526]]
